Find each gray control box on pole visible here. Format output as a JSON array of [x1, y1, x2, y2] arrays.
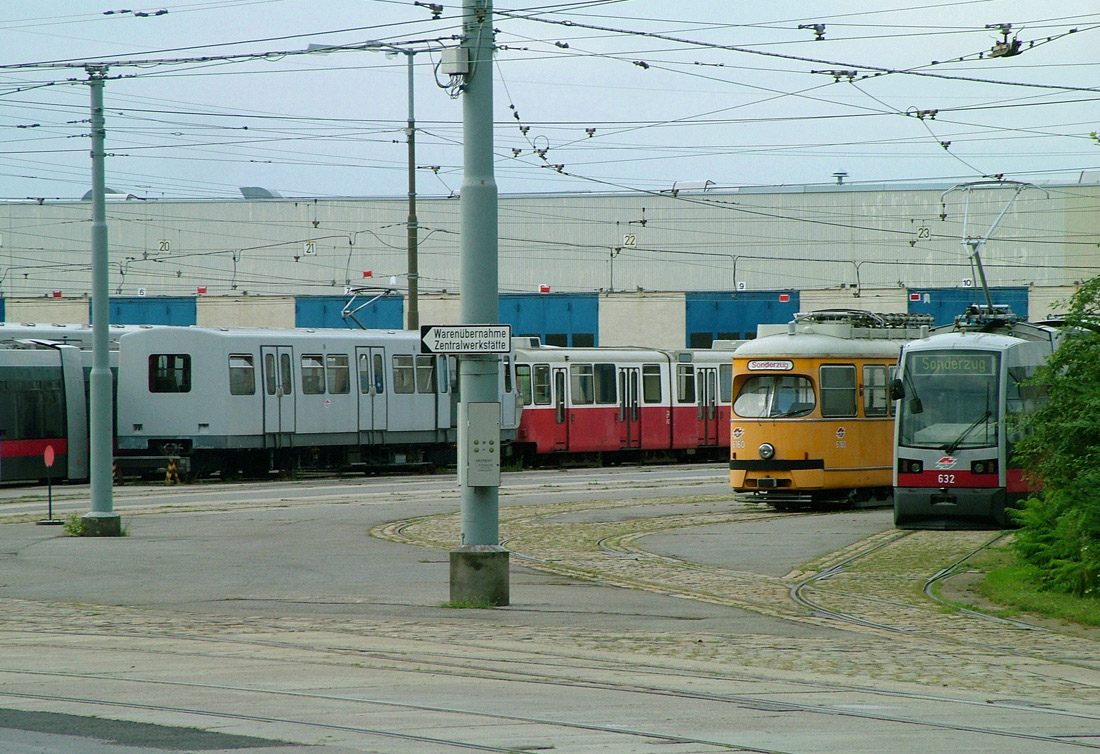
[[458, 402, 501, 487]]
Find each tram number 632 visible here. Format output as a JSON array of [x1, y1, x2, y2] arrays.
[[937, 473, 956, 485]]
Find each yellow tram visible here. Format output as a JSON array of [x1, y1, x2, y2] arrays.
[[729, 310, 931, 508]]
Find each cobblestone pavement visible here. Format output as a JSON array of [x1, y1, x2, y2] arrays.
[[376, 494, 1100, 703]]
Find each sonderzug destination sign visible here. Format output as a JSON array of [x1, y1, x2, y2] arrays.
[[420, 324, 512, 354]]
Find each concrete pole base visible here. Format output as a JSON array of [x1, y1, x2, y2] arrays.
[[80, 513, 122, 537], [449, 545, 509, 606]]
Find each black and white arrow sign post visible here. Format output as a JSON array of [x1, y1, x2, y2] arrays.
[[420, 325, 511, 355]]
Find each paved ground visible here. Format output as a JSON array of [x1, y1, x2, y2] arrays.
[[0, 469, 1097, 753]]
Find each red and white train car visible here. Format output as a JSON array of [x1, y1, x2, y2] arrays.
[[512, 339, 735, 463]]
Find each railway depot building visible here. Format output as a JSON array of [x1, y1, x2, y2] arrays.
[[1, 179, 1095, 349]]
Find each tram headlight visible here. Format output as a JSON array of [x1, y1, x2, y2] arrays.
[[899, 459, 922, 474], [971, 459, 998, 474], [758, 443, 775, 460]]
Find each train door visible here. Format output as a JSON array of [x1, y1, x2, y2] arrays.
[[355, 346, 388, 443], [261, 345, 296, 445], [697, 366, 720, 446], [618, 367, 641, 448], [552, 367, 568, 450]]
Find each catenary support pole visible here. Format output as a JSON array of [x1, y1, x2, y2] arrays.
[[405, 50, 420, 331], [450, 0, 507, 605], [84, 66, 120, 536]]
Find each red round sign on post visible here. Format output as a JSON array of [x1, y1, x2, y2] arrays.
[[43, 445, 55, 468]]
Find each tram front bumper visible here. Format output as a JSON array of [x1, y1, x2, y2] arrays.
[[730, 460, 825, 492], [893, 487, 1009, 528]]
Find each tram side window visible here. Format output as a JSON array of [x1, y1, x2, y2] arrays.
[[326, 354, 350, 394], [358, 353, 372, 393], [1006, 365, 1045, 447], [229, 354, 256, 395], [393, 354, 415, 394], [264, 353, 277, 395], [820, 365, 857, 418], [719, 363, 732, 404], [533, 364, 551, 405], [677, 364, 696, 403], [415, 355, 436, 393], [642, 364, 662, 403], [149, 354, 191, 393], [280, 353, 293, 395], [301, 354, 326, 395], [438, 355, 450, 393], [373, 354, 385, 394], [594, 363, 617, 405], [0, 377, 65, 440], [502, 355, 512, 394], [516, 364, 533, 405], [570, 363, 594, 405], [862, 364, 888, 417]]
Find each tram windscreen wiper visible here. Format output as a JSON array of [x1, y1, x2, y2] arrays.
[[944, 410, 992, 454]]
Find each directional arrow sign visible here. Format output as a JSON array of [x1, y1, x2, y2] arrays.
[[421, 324, 512, 354]]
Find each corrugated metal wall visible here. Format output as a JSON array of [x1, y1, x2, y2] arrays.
[[0, 183, 1094, 302]]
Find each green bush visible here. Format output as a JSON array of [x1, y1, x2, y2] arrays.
[[1011, 278, 1100, 598]]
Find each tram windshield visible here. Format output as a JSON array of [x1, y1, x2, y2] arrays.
[[896, 350, 1000, 451], [733, 375, 816, 418]]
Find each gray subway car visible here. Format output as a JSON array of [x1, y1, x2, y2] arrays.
[[113, 326, 519, 477]]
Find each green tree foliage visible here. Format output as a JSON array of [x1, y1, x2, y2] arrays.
[[1012, 277, 1100, 597]]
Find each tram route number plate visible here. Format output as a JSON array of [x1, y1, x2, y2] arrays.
[[420, 324, 512, 354]]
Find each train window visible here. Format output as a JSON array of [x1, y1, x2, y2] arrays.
[[439, 356, 450, 393], [594, 363, 616, 405], [264, 353, 277, 395], [326, 354, 350, 394], [149, 354, 191, 393], [516, 364, 533, 405], [415, 355, 436, 393], [533, 364, 551, 404], [358, 353, 371, 393], [719, 364, 732, 403], [393, 354, 415, 394], [570, 363, 594, 405], [301, 355, 326, 395], [733, 375, 815, 418], [280, 353, 293, 395], [677, 364, 696, 403], [0, 375, 65, 440], [642, 364, 662, 403], [373, 354, 385, 394], [862, 364, 889, 417], [820, 365, 857, 417], [229, 354, 256, 395]]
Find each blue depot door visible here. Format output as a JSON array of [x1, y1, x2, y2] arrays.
[[499, 293, 598, 346], [106, 297, 197, 325], [907, 287, 1028, 326], [296, 295, 404, 329], [686, 291, 799, 347]]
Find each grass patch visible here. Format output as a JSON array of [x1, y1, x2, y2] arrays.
[[969, 542, 1100, 628], [62, 513, 128, 537], [62, 513, 86, 536]]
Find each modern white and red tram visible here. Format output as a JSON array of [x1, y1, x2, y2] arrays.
[[892, 307, 1062, 528], [511, 339, 736, 463]]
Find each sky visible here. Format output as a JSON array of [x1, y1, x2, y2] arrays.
[[1, 0, 1099, 200]]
